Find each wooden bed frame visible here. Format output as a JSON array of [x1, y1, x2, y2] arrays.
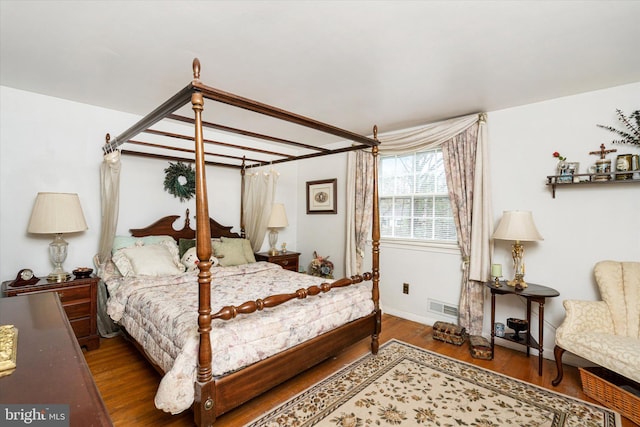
[[103, 59, 381, 426]]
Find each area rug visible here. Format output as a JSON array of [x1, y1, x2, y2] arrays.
[[247, 339, 620, 427]]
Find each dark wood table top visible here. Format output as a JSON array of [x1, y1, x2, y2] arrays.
[[485, 281, 560, 298], [0, 292, 112, 426]]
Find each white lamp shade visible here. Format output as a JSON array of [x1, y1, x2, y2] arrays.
[[27, 192, 88, 234], [492, 210, 543, 242], [267, 203, 288, 228]]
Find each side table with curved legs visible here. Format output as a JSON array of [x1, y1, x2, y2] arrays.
[[485, 281, 560, 376]]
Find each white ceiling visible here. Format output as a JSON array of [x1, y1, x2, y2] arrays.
[[2, 1, 639, 144]]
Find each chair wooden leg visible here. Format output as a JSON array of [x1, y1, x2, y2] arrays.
[[552, 345, 565, 386]]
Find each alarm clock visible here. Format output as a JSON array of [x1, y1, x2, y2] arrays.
[[9, 269, 39, 287]]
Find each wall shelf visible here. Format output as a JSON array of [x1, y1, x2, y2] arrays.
[[546, 171, 640, 198]]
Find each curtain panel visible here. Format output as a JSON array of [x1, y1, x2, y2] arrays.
[[346, 113, 492, 334], [375, 114, 479, 155], [95, 150, 121, 337], [441, 117, 492, 335], [345, 150, 374, 276], [243, 168, 279, 252]]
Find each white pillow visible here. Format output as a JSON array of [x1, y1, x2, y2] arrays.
[[113, 242, 185, 277], [180, 247, 219, 272], [111, 235, 177, 255]]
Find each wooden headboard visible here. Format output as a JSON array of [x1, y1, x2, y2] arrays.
[[129, 209, 241, 241]]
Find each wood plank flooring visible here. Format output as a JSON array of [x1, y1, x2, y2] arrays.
[[84, 314, 637, 426]]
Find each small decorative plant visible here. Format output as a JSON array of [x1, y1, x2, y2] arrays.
[[552, 151, 571, 181], [308, 251, 334, 279], [597, 109, 640, 146], [552, 151, 567, 161]]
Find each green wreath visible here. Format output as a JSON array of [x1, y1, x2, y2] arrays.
[[163, 162, 196, 202]]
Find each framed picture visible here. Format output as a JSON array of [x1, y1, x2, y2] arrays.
[[558, 162, 579, 183], [306, 179, 337, 214]]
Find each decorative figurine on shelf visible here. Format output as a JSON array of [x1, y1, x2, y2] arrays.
[[281, 242, 287, 253], [588, 143, 617, 181], [597, 110, 640, 180], [308, 251, 334, 279]]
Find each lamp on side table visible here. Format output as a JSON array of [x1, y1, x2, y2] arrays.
[[492, 210, 543, 290], [27, 192, 88, 282], [267, 203, 288, 256]]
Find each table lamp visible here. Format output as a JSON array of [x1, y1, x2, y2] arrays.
[[27, 192, 88, 282], [491, 210, 543, 290], [267, 203, 288, 256]]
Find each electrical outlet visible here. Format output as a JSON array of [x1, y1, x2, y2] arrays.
[[403, 282, 409, 294]]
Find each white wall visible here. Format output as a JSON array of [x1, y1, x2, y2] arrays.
[[295, 152, 349, 274], [3, 82, 639, 365]]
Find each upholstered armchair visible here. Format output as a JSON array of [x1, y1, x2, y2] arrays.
[[552, 260, 640, 386]]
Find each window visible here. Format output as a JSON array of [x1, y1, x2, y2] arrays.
[[379, 148, 457, 243]]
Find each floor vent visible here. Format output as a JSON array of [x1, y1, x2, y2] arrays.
[[428, 298, 459, 318]]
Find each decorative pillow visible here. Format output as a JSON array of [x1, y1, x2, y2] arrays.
[[180, 247, 219, 272], [220, 237, 256, 263], [179, 238, 222, 259], [93, 254, 121, 282], [112, 250, 135, 277], [112, 239, 184, 277], [178, 238, 196, 259], [112, 235, 177, 255], [212, 240, 249, 267]]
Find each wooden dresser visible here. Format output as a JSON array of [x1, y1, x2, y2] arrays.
[[0, 292, 112, 426], [2, 276, 100, 350], [254, 251, 301, 272]]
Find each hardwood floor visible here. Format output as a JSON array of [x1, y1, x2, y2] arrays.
[[84, 314, 637, 426]]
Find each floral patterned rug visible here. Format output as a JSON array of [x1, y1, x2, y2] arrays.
[[247, 339, 620, 427]]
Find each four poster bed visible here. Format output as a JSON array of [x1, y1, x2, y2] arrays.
[[100, 59, 381, 426]]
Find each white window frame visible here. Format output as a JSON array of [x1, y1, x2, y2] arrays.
[[378, 148, 458, 251]]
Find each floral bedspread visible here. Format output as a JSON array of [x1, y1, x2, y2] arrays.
[[105, 262, 374, 414]]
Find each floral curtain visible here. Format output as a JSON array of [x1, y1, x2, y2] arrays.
[[243, 168, 279, 251], [345, 150, 374, 276], [442, 115, 492, 335]]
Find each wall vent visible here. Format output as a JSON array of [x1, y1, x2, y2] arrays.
[[428, 298, 459, 318]]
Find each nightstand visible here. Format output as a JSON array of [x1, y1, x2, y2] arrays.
[[254, 251, 300, 272], [2, 275, 100, 350]]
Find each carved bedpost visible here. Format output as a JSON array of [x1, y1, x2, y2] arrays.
[[192, 78, 216, 425], [371, 126, 381, 355], [240, 156, 246, 238]]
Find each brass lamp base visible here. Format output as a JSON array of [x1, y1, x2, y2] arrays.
[[47, 272, 71, 283], [507, 274, 527, 291]]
